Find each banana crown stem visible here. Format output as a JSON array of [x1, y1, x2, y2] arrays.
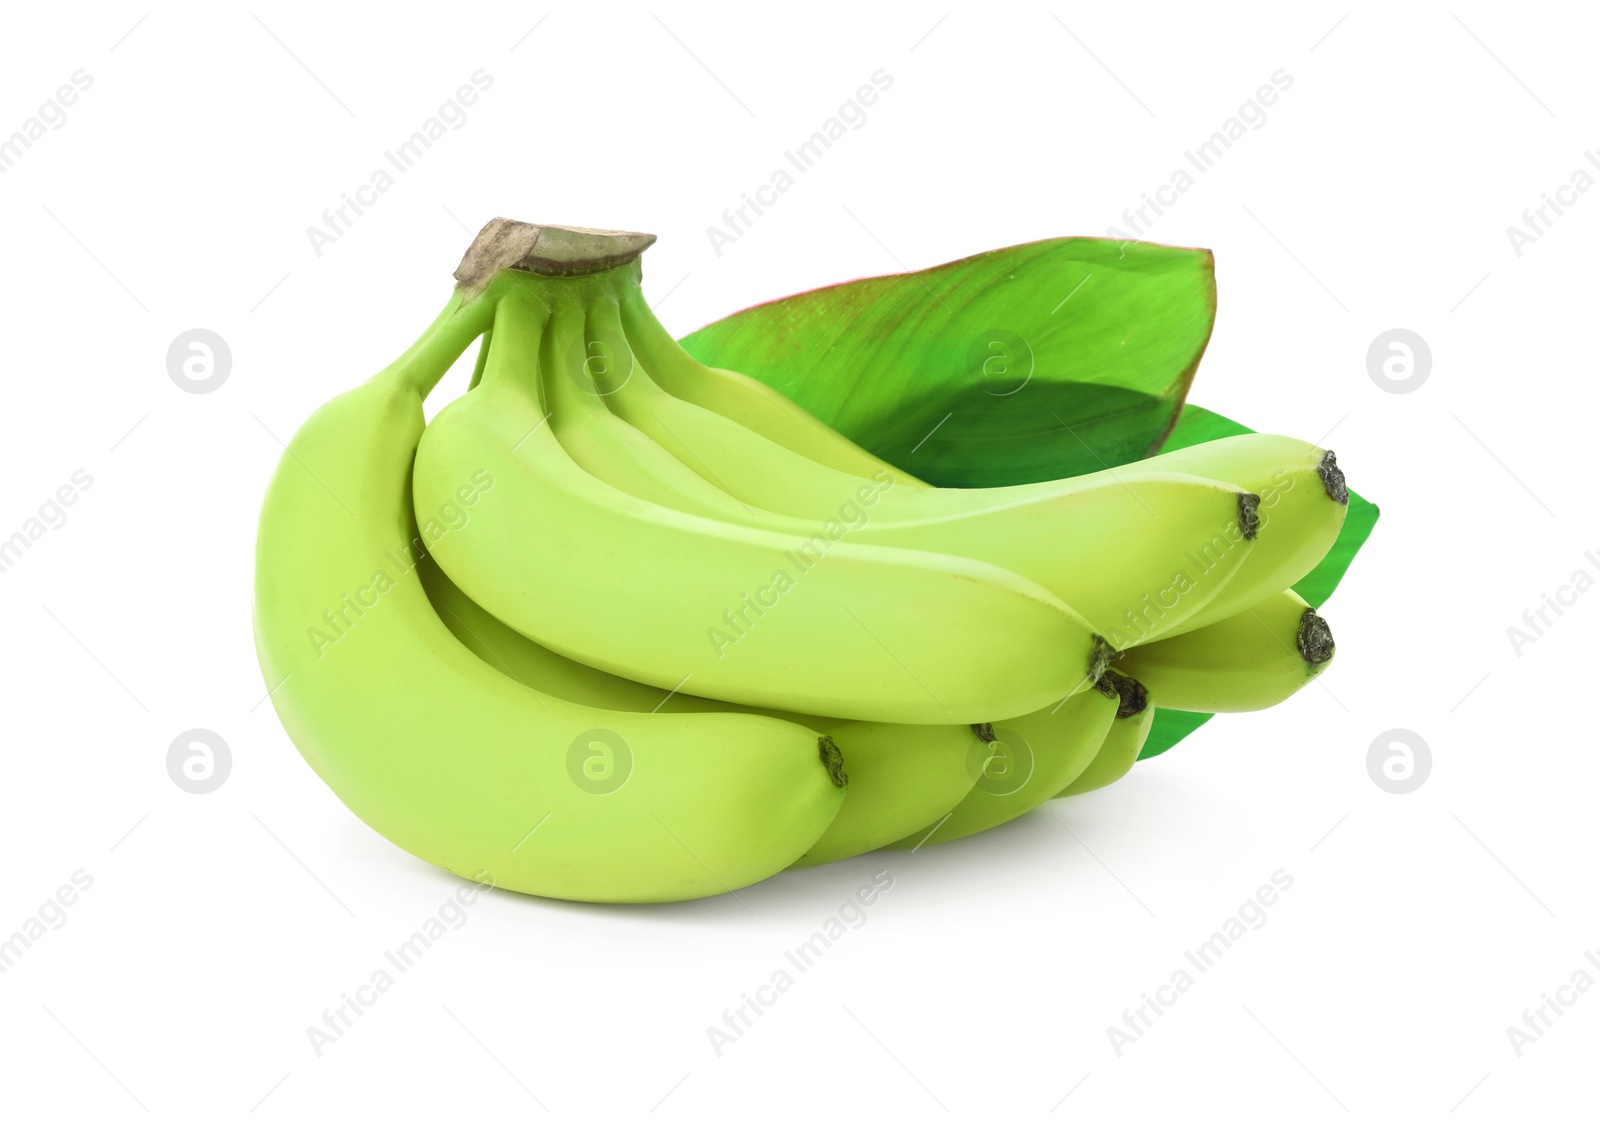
[[472, 264, 663, 406], [455, 218, 656, 294], [386, 245, 662, 406], [375, 219, 664, 403]]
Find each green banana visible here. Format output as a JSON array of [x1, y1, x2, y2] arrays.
[[1113, 588, 1335, 712], [254, 215, 1362, 899], [1056, 671, 1156, 796], [1118, 435, 1348, 637], [419, 551, 978, 868], [541, 302, 739, 519], [419, 549, 666, 711], [617, 295, 1360, 645], [414, 251, 1103, 725], [622, 288, 914, 482], [622, 296, 1261, 621], [786, 721, 978, 866], [519, 283, 1263, 644], [252, 269, 851, 903], [889, 683, 1119, 848]]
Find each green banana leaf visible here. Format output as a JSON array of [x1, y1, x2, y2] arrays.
[[679, 238, 1217, 487], [677, 247, 1378, 764]]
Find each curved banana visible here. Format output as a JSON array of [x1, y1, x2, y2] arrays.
[[621, 287, 913, 481], [637, 313, 916, 481], [419, 552, 978, 867], [253, 270, 848, 903], [1056, 671, 1156, 797], [1113, 588, 1334, 712], [1112, 434, 1348, 637], [542, 302, 741, 520], [888, 683, 1119, 848], [419, 549, 665, 711], [785, 721, 978, 867], [548, 297, 786, 521], [529, 291, 1262, 643], [254, 215, 1360, 901], [414, 262, 1101, 725]]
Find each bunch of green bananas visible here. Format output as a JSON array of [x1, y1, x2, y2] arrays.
[[254, 220, 1349, 903]]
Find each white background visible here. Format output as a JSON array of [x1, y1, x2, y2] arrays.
[[1, 2, 1594, 1119]]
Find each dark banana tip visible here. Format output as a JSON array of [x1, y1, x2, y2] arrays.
[[1296, 609, 1336, 667], [1317, 450, 1349, 505], [970, 722, 996, 744], [1237, 492, 1262, 540], [1088, 636, 1119, 684], [1098, 668, 1151, 718], [817, 735, 848, 788]]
